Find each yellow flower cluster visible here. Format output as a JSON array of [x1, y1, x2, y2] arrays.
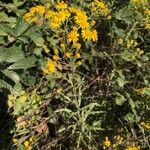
[[43, 59, 57, 74], [82, 29, 98, 42], [24, 2, 98, 43], [64, 52, 82, 65], [24, 5, 45, 23], [141, 121, 150, 129], [136, 48, 144, 55], [24, 3, 70, 28], [103, 137, 111, 149], [64, 52, 81, 59], [127, 39, 138, 48], [47, 10, 70, 28], [56, 1, 68, 10], [125, 144, 140, 150], [134, 87, 150, 94], [74, 10, 89, 29], [69, 8, 98, 42], [103, 135, 123, 149], [24, 137, 34, 150], [144, 8, 150, 16], [131, 47, 144, 60], [92, 0, 109, 16]]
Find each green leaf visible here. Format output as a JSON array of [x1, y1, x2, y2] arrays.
[[17, 144, 25, 150], [115, 92, 126, 105], [6, 45, 24, 62], [0, 25, 7, 36], [13, 83, 22, 94], [0, 79, 13, 92], [25, 27, 44, 46], [0, 48, 8, 62], [0, 24, 16, 36], [2, 69, 20, 84], [115, 29, 125, 38], [15, 17, 29, 37], [8, 56, 37, 70], [30, 33, 44, 46], [128, 98, 135, 109], [0, 12, 16, 23], [142, 88, 150, 96]]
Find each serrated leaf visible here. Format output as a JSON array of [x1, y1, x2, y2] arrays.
[[6, 45, 24, 62], [0, 12, 16, 23], [15, 17, 30, 37], [8, 56, 37, 70], [31, 33, 44, 46], [25, 27, 44, 46], [0, 24, 16, 36]]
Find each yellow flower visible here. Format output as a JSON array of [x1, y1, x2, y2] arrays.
[[30, 5, 45, 15], [75, 10, 89, 29], [24, 5, 45, 23], [53, 55, 59, 61], [136, 48, 141, 53], [136, 48, 144, 55], [65, 52, 72, 58], [77, 61, 82, 65], [103, 137, 111, 149], [43, 59, 56, 74], [50, 10, 70, 28], [82, 29, 98, 42], [141, 121, 150, 129], [12, 138, 18, 143], [73, 43, 81, 50], [91, 20, 96, 26], [125, 144, 140, 150], [24, 13, 34, 22], [60, 43, 65, 49], [75, 53, 81, 58], [45, 10, 55, 19], [67, 28, 79, 43], [145, 23, 150, 30], [68, 7, 77, 13], [92, 0, 109, 15], [27, 146, 32, 150], [24, 141, 29, 148], [56, 1, 68, 10], [29, 137, 34, 142], [144, 9, 150, 16], [30, 17, 38, 22]]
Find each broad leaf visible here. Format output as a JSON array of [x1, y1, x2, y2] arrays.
[[8, 56, 37, 69]]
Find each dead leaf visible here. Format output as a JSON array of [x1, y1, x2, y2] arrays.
[[35, 122, 49, 136]]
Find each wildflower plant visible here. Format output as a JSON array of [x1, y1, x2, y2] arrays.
[[0, 0, 150, 150]]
